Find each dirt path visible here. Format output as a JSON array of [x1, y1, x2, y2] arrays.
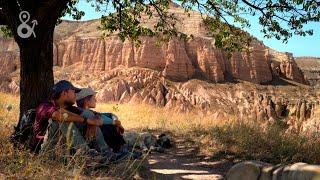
[[139, 138, 234, 180]]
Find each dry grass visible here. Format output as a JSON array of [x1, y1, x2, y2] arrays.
[[0, 93, 146, 179], [95, 103, 228, 134], [95, 101, 320, 165], [0, 92, 19, 127], [0, 93, 69, 178], [1, 92, 320, 178], [205, 121, 320, 164]]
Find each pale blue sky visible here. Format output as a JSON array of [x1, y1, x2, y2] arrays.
[[62, 0, 320, 57]]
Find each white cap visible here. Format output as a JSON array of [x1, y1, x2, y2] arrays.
[[76, 88, 97, 101]]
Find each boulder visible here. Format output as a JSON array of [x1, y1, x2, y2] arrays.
[[227, 161, 320, 180], [226, 161, 269, 180]]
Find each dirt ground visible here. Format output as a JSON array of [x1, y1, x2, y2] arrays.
[[138, 138, 234, 180]]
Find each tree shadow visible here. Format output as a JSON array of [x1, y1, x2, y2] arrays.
[[137, 133, 234, 179]]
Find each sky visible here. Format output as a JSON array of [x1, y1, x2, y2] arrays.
[[62, 0, 320, 57]]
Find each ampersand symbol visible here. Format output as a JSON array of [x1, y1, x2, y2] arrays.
[[17, 11, 38, 39]]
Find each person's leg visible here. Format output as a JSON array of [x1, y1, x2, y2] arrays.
[[95, 127, 112, 153], [41, 120, 89, 154], [100, 124, 126, 152], [41, 119, 60, 153], [60, 121, 90, 153], [73, 122, 112, 153]]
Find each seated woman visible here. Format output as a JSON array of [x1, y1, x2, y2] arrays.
[[76, 88, 127, 153]]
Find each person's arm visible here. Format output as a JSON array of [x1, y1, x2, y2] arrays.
[[51, 108, 84, 122], [101, 114, 113, 125], [51, 108, 102, 126], [101, 113, 122, 126]]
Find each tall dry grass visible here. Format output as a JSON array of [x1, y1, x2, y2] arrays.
[[0, 93, 145, 178], [1, 92, 320, 178], [95, 103, 229, 134], [94, 102, 320, 165]]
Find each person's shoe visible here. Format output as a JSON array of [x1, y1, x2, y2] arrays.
[[86, 149, 100, 157], [121, 144, 143, 159], [96, 149, 129, 165], [118, 144, 129, 153], [113, 151, 131, 162], [128, 150, 143, 159], [84, 149, 111, 167]]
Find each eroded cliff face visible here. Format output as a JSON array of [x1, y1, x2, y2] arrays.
[[0, 39, 19, 93], [0, 3, 308, 87], [54, 35, 274, 83], [53, 34, 306, 85], [269, 50, 308, 84], [295, 57, 320, 86]]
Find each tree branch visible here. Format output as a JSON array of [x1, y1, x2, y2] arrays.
[[0, 6, 8, 25], [34, 0, 71, 25], [0, 0, 21, 34], [241, 0, 265, 15]]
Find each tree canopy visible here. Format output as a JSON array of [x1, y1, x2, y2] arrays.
[[1, 0, 319, 51]]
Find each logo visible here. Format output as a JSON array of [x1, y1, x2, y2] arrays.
[[17, 11, 38, 38]]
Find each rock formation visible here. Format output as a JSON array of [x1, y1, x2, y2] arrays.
[[269, 49, 308, 84], [227, 161, 320, 180], [295, 57, 320, 86], [0, 3, 308, 88]]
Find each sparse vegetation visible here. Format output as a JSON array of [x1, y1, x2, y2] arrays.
[[207, 122, 320, 164], [1, 92, 320, 178]]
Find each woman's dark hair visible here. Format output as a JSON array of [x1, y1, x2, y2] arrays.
[[76, 95, 93, 108]]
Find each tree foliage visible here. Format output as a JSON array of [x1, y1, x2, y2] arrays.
[[0, 0, 84, 37], [1, 0, 320, 51], [88, 0, 320, 51]]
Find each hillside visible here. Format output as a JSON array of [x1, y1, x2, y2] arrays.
[[295, 57, 320, 86], [0, 3, 308, 87]]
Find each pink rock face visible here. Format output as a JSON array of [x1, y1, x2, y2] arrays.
[[0, 51, 19, 75], [0, 3, 308, 86], [51, 35, 282, 84], [0, 39, 19, 75], [295, 57, 320, 86], [56, 36, 196, 81], [228, 44, 272, 83], [279, 60, 307, 84], [269, 50, 308, 84], [0, 39, 20, 92], [50, 32, 305, 85], [185, 38, 226, 82]]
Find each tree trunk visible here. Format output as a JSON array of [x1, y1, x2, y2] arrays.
[[16, 27, 55, 128]]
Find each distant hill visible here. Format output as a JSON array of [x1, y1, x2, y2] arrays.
[[295, 57, 320, 86]]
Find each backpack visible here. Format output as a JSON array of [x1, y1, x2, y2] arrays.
[[10, 109, 37, 150]]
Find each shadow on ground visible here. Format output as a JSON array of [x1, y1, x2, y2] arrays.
[[137, 136, 234, 180]]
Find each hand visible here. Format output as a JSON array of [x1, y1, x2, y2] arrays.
[[87, 116, 103, 126], [114, 119, 121, 126], [116, 124, 125, 134], [111, 114, 118, 121]]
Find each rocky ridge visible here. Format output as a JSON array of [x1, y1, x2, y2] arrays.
[[295, 57, 320, 86], [0, 3, 308, 90]]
